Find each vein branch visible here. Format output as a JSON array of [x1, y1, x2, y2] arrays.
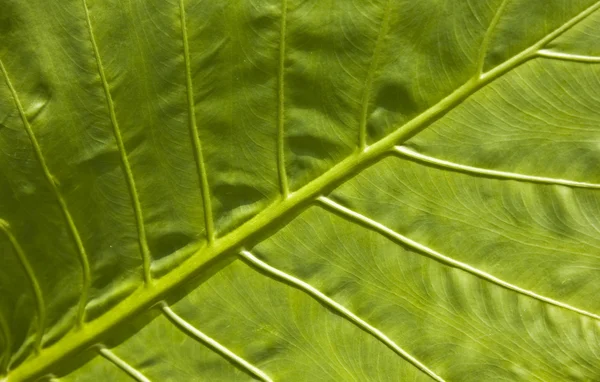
[[240, 250, 445, 382], [0, 59, 90, 327], [0, 305, 12, 374], [179, 0, 215, 243], [476, 0, 509, 76], [160, 303, 273, 382], [82, 0, 152, 283], [358, 0, 392, 150], [395, 146, 600, 189], [481, 0, 600, 80], [0, 221, 46, 353], [533, 1, 600, 52], [277, 0, 290, 198], [317, 196, 600, 322], [537, 49, 600, 63], [98, 346, 150, 382]]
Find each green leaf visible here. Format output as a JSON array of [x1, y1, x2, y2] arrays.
[[1, 0, 600, 381]]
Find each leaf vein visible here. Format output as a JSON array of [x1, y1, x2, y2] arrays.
[[0, 59, 90, 327], [240, 250, 445, 382], [394, 145, 600, 189], [277, 0, 290, 198], [0, 313, 10, 374], [476, 0, 509, 76], [178, 0, 215, 243], [0, 222, 45, 354], [82, 0, 152, 283], [537, 49, 600, 63], [358, 0, 392, 149], [317, 196, 600, 321], [98, 346, 151, 382], [160, 303, 273, 382]]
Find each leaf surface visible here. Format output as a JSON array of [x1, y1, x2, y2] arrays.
[[1, 0, 600, 381]]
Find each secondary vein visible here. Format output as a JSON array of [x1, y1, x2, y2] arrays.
[[0, 222, 46, 353], [476, 0, 509, 76], [394, 146, 600, 189], [317, 196, 600, 322], [179, 0, 215, 244], [98, 346, 150, 382], [537, 49, 600, 64], [161, 303, 273, 382], [480, 0, 600, 81], [277, 0, 290, 198], [240, 250, 445, 382], [82, 0, 152, 284], [0, 313, 10, 374], [0, 59, 90, 328], [358, 0, 392, 150]]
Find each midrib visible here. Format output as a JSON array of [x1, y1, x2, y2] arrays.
[[8, 1, 600, 379]]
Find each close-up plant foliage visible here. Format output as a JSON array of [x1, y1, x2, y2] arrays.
[[1, 0, 600, 381]]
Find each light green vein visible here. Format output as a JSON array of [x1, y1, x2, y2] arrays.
[[81, 0, 152, 283], [0, 221, 45, 353], [358, 0, 392, 150], [97, 346, 150, 382], [480, 0, 600, 81], [240, 250, 445, 382], [394, 145, 600, 188], [537, 49, 600, 63], [0, 59, 90, 327], [8, 4, 600, 380], [0, 308, 11, 374], [277, 0, 290, 198], [317, 196, 600, 321], [476, 0, 509, 75], [160, 303, 272, 382], [178, 0, 215, 244]]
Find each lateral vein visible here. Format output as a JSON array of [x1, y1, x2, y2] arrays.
[[179, 0, 215, 243], [358, 0, 392, 150], [277, 0, 290, 198], [98, 347, 151, 382], [480, 0, 600, 80], [0, 59, 90, 327], [0, 301, 12, 374], [82, 0, 152, 283], [476, 0, 509, 76], [537, 49, 600, 63], [317, 196, 600, 322], [160, 303, 273, 382], [533, 2, 600, 52], [240, 250, 445, 382], [0, 221, 45, 353], [394, 146, 600, 189]]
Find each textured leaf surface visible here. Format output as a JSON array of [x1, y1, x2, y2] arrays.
[[1, 0, 600, 381]]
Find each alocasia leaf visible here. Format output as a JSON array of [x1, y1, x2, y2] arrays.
[[1, 0, 600, 380]]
